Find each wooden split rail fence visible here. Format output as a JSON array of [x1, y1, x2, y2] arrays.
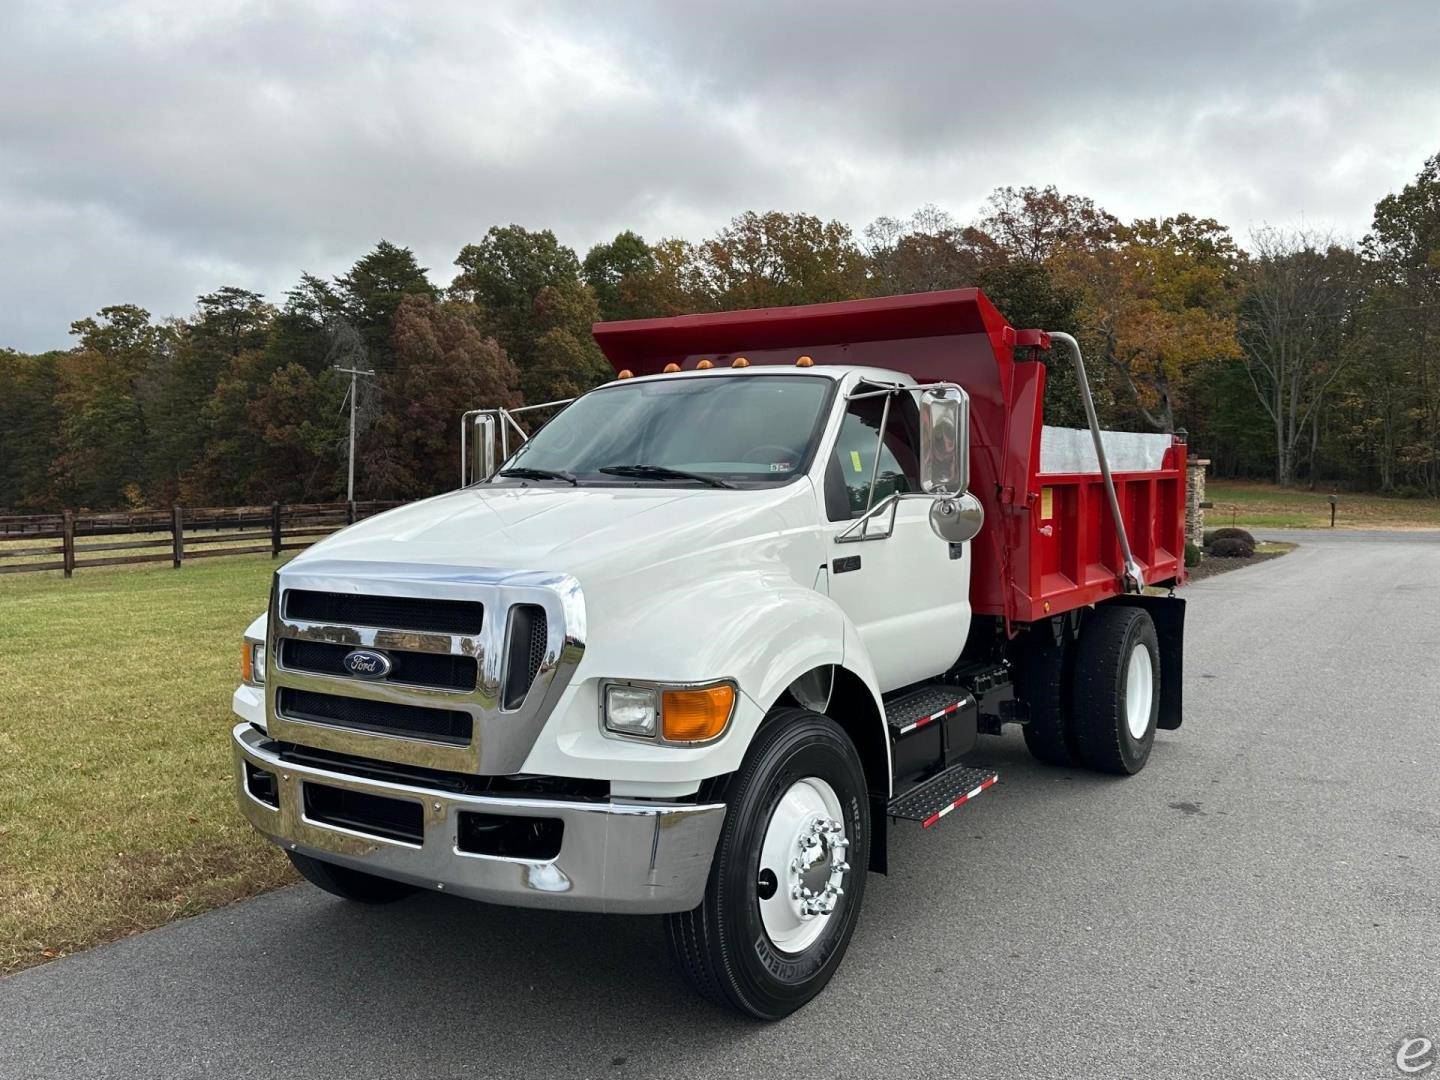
[[0, 501, 401, 577]]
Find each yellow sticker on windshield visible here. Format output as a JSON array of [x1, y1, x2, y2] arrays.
[[849, 450, 863, 472]]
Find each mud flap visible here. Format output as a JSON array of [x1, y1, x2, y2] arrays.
[[1110, 594, 1185, 730]]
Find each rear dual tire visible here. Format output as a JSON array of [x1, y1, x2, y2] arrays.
[[1018, 628, 1074, 765], [1072, 605, 1160, 774], [1022, 604, 1160, 775]]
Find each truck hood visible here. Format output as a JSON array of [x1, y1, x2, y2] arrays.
[[290, 483, 797, 579]]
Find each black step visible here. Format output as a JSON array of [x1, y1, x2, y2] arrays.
[[948, 660, 1011, 696], [885, 685, 975, 736], [887, 764, 998, 827]]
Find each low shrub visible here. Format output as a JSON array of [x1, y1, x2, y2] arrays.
[[1184, 541, 1202, 568], [1209, 536, 1255, 558], [1208, 526, 1256, 547]]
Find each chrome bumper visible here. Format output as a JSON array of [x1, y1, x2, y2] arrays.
[[232, 724, 725, 914]]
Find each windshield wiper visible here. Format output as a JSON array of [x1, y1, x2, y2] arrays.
[[498, 466, 578, 486], [599, 464, 735, 489]]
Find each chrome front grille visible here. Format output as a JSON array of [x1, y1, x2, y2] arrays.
[[284, 588, 484, 635], [265, 564, 585, 774], [279, 638, 479, 692], [277, 687, 474, 745]]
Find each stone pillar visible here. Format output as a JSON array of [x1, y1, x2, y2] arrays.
[[1185, 458, 1210, 548]]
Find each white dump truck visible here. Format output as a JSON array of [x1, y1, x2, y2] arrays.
[[232, 288, 1188, 1018]]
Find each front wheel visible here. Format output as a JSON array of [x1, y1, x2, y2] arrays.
[[665, 708, 870, 1019]]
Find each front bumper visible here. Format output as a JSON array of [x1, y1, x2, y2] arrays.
[[232, 723, 726, 914]]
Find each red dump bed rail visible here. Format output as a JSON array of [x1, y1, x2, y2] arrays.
[[592, 289, 1186, 628]]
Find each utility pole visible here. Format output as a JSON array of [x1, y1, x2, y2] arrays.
[[335, 365, 375, 502]]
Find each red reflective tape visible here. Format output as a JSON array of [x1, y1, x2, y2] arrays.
[[919, 775, 997, 828], [900, 699, 966, 735]]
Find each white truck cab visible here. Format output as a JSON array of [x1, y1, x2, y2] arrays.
[[232, 290, 1188, 1018]]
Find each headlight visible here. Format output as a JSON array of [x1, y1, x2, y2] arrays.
[[241, 641, 266, 686], [602, 681, 736, 744], [603, 684, 657, 738]]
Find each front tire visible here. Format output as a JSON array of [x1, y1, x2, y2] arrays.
[[665, 708, 870, 1019], [287, 851, 418, 904], [1071, 605, 1160, 775]]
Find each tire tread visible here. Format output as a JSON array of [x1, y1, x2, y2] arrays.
[[1071, 605, 1155, 775], [664, 707, 866, 1018], [1019, 630, 1073, 765]]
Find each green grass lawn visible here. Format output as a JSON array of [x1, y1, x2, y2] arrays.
[[0, 555, 296, 974], [1206, 480, 1440, 529]]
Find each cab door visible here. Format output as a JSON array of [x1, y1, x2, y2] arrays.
[[819, 382, 971, 692]]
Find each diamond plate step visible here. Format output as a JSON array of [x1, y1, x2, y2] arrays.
[[884, 684, 974, 737], [887, 764, 998, 827]]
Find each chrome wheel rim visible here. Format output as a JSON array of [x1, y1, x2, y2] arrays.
[[757, 777, 849, 954], [1126, 642, 1155, 739]]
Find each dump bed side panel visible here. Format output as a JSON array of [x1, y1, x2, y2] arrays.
[[1021, 448, 1188, 624]]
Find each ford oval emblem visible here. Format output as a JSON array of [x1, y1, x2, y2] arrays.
[[342, 648, 393, 680]]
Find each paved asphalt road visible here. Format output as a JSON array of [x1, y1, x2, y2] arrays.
[[4, 529, 1439, 1079]]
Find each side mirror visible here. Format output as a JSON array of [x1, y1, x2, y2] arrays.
[[919, 386, 969, 496], [929, 492, 984, 544], [471, 413, 498, 482]]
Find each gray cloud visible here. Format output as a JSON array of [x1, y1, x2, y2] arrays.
[[2, 0, 1437, 350]]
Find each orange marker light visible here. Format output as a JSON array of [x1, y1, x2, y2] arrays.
[[617, 369, 634, 379], [662, 362, 681, 373], [240, 643, 254, 683], [796, 355, 814, 367], [696, 359, 714, 369], [662, 685, 735, 743], [731, 357, 750, 368]]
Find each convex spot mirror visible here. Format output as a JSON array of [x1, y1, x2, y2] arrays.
[[929, 492, 984, 544], [919, 386, 969, 496]]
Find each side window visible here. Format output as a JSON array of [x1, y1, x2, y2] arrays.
[[826, 391, 921, 521]]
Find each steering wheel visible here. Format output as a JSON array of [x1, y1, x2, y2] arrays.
[[740, 444, 797, 465]]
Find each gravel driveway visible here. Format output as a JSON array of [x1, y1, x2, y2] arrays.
[[3, 528, 1438, 1079]]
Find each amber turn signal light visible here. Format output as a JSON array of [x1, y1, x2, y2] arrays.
[[661, 685, 735, 743], [240, 642, 254, 683]]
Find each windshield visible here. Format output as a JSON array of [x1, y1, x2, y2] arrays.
[[497, 374, 833, 487]]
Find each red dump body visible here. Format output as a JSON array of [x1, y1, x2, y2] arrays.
[[592, 288, 1187, 628]]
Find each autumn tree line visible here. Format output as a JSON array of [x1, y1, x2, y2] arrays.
[[2, 151, 1438, 513]]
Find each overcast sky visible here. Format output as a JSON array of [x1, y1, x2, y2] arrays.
[[3, 0, 1437, 352]]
